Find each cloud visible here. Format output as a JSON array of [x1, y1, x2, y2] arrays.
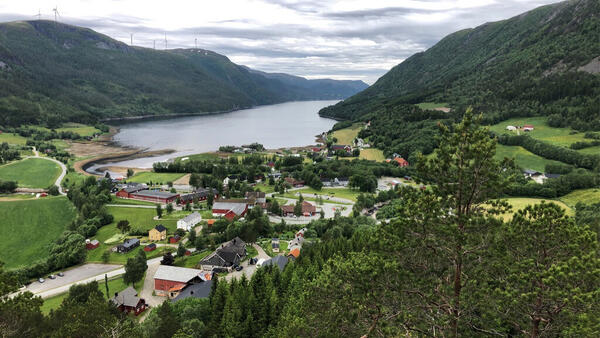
[[0, 0, 562, 84]]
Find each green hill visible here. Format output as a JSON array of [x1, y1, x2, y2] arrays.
[[0, 20, 367, 127], [320, 0, 599, 131]]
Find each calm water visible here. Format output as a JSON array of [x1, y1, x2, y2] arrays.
[[100, 100, 338, 169]]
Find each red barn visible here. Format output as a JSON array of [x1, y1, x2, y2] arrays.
[[85, 239, 99, 250], [153, 265, 205, 298], [169, 235, 181, 244], [129, 190, 179, 204], [212, 200, 249, 220], [116, 186, 147, 198]]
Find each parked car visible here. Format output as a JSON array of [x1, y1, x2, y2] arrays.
[[38, 278, 45, 283], [48, 274, 56, 279], [57, 272, 64, 277], [235, 265, 243, 271]]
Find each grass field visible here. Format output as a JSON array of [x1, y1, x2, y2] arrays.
[[254, 183, 277, 194], [126, 172, 185, 184], [559, 188, 600, 208], [56, 123, 102, 137], [331, 123, 362, 145], [494, 144, 565, 172], [341, 148, 386, 162], [174, 250, 211, 268], [490, 117, 587, 147], [0, 197, 77, 269], [0, 158, 62, 188], [496, 198, 573, 221], [416, 102, 449, 110], [40, 275, 141, 314], [281, 187, 360, 202], [0, 133, 27, 145], [86, 206, 181, 264]]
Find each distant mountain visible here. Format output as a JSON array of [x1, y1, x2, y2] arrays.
[[0, 20, 368, 127], [320, 0, 599, 130]]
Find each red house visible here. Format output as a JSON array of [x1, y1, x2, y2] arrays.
[[111, 287, 147, 315], [144, 243, 157, 252], [169, 235, 181, 244], [85, 239, 100, 250]]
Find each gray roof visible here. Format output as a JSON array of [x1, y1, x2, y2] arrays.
[[153, 265, 203, 283], [121, 238, 140, 249], [122, 186, 147, 193], [172, 281, 213, 302], [132, 190, 179, 199], [180, 212, 202, 223], [524, 169, 541, 175], [154, 225, 167, 232], [111, 286, 142, 307], [213, 201, 247, 215], [263, 256, 289, 271]]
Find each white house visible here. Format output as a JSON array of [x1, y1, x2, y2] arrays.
[[506, 125, 517, 131], [177, 211, 202, 232]]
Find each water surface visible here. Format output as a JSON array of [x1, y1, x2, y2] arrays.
[[103, 100, 338, 168]]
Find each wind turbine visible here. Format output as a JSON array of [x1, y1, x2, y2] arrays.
[[52, 6, 60, 22]]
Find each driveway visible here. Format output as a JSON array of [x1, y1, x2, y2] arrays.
[[139, 257, 165, 307], [24, 263, 123, 299], [225, 244, 270, 281]]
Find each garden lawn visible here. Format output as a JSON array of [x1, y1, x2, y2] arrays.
[[359, 148, 385, 162], [0, 132, 27, 145], [494, 144, 565, 172], [174, 250, 211, 268], [0, 197, 76, 269], [86, 206, 180, 264], [496, 198, 573, 221], [559, 188, 600, 208], [0, 158, 62, 188], [331, 123, 362, 145], [254, 183, 276, 194], [127, 172, 185, 184], [490, 116, 587, 147]]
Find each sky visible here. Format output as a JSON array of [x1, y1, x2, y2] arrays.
[[0, 0, 562, 84]]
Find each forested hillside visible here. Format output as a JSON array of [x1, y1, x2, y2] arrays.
[[0, 20, 367, 127], [320, 0, 599, 130]]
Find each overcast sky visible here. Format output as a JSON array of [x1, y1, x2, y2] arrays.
[[0, 0, 561, 84]]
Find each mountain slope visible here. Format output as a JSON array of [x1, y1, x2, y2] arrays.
[[320, 0, 599, 130], [0, 20, 368, 127]]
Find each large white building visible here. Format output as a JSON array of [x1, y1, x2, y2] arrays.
[[177, 211, 202, 232]]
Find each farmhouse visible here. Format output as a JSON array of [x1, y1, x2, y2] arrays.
[[212, 199, 249, 220], [284, 177, 305, 188], [149, 225, 167, 241], [199, 237, 247, 270], [153, 265, 212, 298], [111, 287, 147, 315], [129, 190, 179, 204], [281, 201, 317, 217], [116, 238, 140, 253], [177, 211, 202, 231]]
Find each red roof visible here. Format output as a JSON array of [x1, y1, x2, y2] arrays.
[[393, 157, 409, 167], [289, 248, 300, 258]]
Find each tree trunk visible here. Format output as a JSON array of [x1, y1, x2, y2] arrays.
[[452, 245, 462, 337]]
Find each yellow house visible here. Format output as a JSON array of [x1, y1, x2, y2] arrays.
[[149, 225, 167, 241]]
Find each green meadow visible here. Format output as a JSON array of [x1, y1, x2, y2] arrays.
[[490, 116, 587, 147], [0, 158, 62, 188]]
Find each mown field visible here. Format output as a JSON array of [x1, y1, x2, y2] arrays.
[[0, 197, 77, 269], [0, 132, 27, 145], [416, 102, 449, 110], [494, 144, 565, 172], [279, 187, 360, 202], [126, 172, 185, 184], [56, 123, 102, 137], [497, 197, 573, 221], [490, 116, 587, 147], [331, 123, 362, 145], [559, 188, 600, 208], [0, 158, 62, 188]]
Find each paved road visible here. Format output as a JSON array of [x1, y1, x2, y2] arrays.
[[225, 244, 270, 281], [24, 263, 124, 299]]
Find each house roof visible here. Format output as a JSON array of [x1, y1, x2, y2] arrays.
[[132, 190, 179, 199], [331, 144, 350, 150], [288, 248, 300, 258], [154, 225, 167, 232], [122, 186, 146, 193], [179, 212, 202, 223], [90, 239, 99, 245], [281, 201, 316, 214], [121, 238, 140, 249], [111, 286, 142, 308], [393, 157, 409, 166], [153, 265, 203, 283], [145, 243, 156, 249], [524, 169, 541, 175], [172, 280, 213, 302], [263, 255, 289, 271]]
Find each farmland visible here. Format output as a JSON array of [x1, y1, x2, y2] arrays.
[[126, 172, 185, 184], [496, 197, 573, 221], [331, 123, 362, 145], [0, 158, 62, 188], [494, 144, 565, 172], [416, 102, 449, 110], [490, 116, 587, 147], [0, 132, 27, 145], [55, 123, 102, 137], [0, 197, 77, 269], [559, 188, 600, 208]]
